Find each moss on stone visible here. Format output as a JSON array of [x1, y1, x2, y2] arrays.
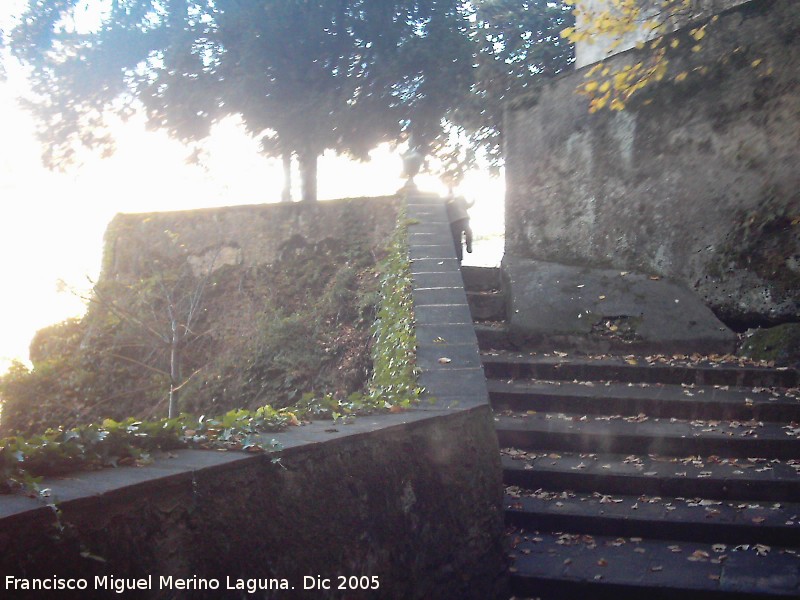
[[738, 323, 800, 367]]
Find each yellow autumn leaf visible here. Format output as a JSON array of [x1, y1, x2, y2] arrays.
[[670, 39, 680, 48], [751, 58, 763, 68], [560, 27, 575, 39], [599, 81, 611, 93], [691, 27, 706, 41], [592, 93, 610, 111], [584, 80, 599, 92], [692, 45, 702, 53], [586, 63, 604, 77], [675, 71, 688, 82]]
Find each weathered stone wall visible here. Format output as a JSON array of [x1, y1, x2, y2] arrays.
[[0, 409, 505, 600], [506, 0, 800, 325], [102, 196, 401, 280]]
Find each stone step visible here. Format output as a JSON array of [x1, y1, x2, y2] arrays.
[[473, 321, 514, 351], [460, 265, 501, 291], [495, 412, 800, 459], [481, 352, 800, 388], [467, 290, 506, 321], [488, 379, 800, 422], [501, 451, 800, 502], [504, 488, 800, 547], [507, 529, 800, 599]]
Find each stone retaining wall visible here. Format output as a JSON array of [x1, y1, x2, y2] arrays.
[[102, 197, 400, 280], [0, 194, 506, 599]]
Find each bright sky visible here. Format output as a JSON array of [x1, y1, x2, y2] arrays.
[[0, 4, 504, 374]]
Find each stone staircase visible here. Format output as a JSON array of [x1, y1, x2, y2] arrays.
[[462, 266, 800, 599]]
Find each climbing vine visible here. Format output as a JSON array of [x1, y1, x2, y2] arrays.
[[368, 210, 423, 406], [292, 209, 423, 419]]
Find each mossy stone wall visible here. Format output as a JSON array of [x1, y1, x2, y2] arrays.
[[103, 197, 400, 281]]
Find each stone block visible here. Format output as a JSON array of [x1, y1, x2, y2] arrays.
[[412, 270, 466, 289], [414, 303, 474, 325], [503, 256, 737, 354], [413, 287, 469, 307]]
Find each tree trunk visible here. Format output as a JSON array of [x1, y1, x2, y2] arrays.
[[168, 330, 180, 418], [281, 152, 292, 202], [298, 150, 318, 202]]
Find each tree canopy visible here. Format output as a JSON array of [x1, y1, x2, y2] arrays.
[[11, 0, 479, 201], [447, 0, 574, 169]]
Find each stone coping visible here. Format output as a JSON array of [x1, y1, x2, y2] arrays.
[[406, 193, 489, 408], [0, 409, 482, 523], [0, 191, 492, 535]]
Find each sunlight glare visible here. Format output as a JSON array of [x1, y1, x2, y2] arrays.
[[0, 25, 505, 374]]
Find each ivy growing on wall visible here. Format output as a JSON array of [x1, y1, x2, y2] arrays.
[[368, 210, 423, 405]]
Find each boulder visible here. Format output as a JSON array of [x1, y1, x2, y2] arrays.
[[502, 256, 737, 354]]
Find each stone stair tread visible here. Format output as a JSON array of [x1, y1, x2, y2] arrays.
[[490, 378, 799, 405], [488, 379, 800, 421], [481, 352, 800, 388], [501, 450, 800, 482], [474, 320, 507, 329], [460, 265, 502, 292], [501, 450, 800, 501], [508, 530, 800, 598], [466, 289, 506, 322], [495, 411, 800, 458], [474, 322, 515, 352], [504, 488, 800, 546]]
